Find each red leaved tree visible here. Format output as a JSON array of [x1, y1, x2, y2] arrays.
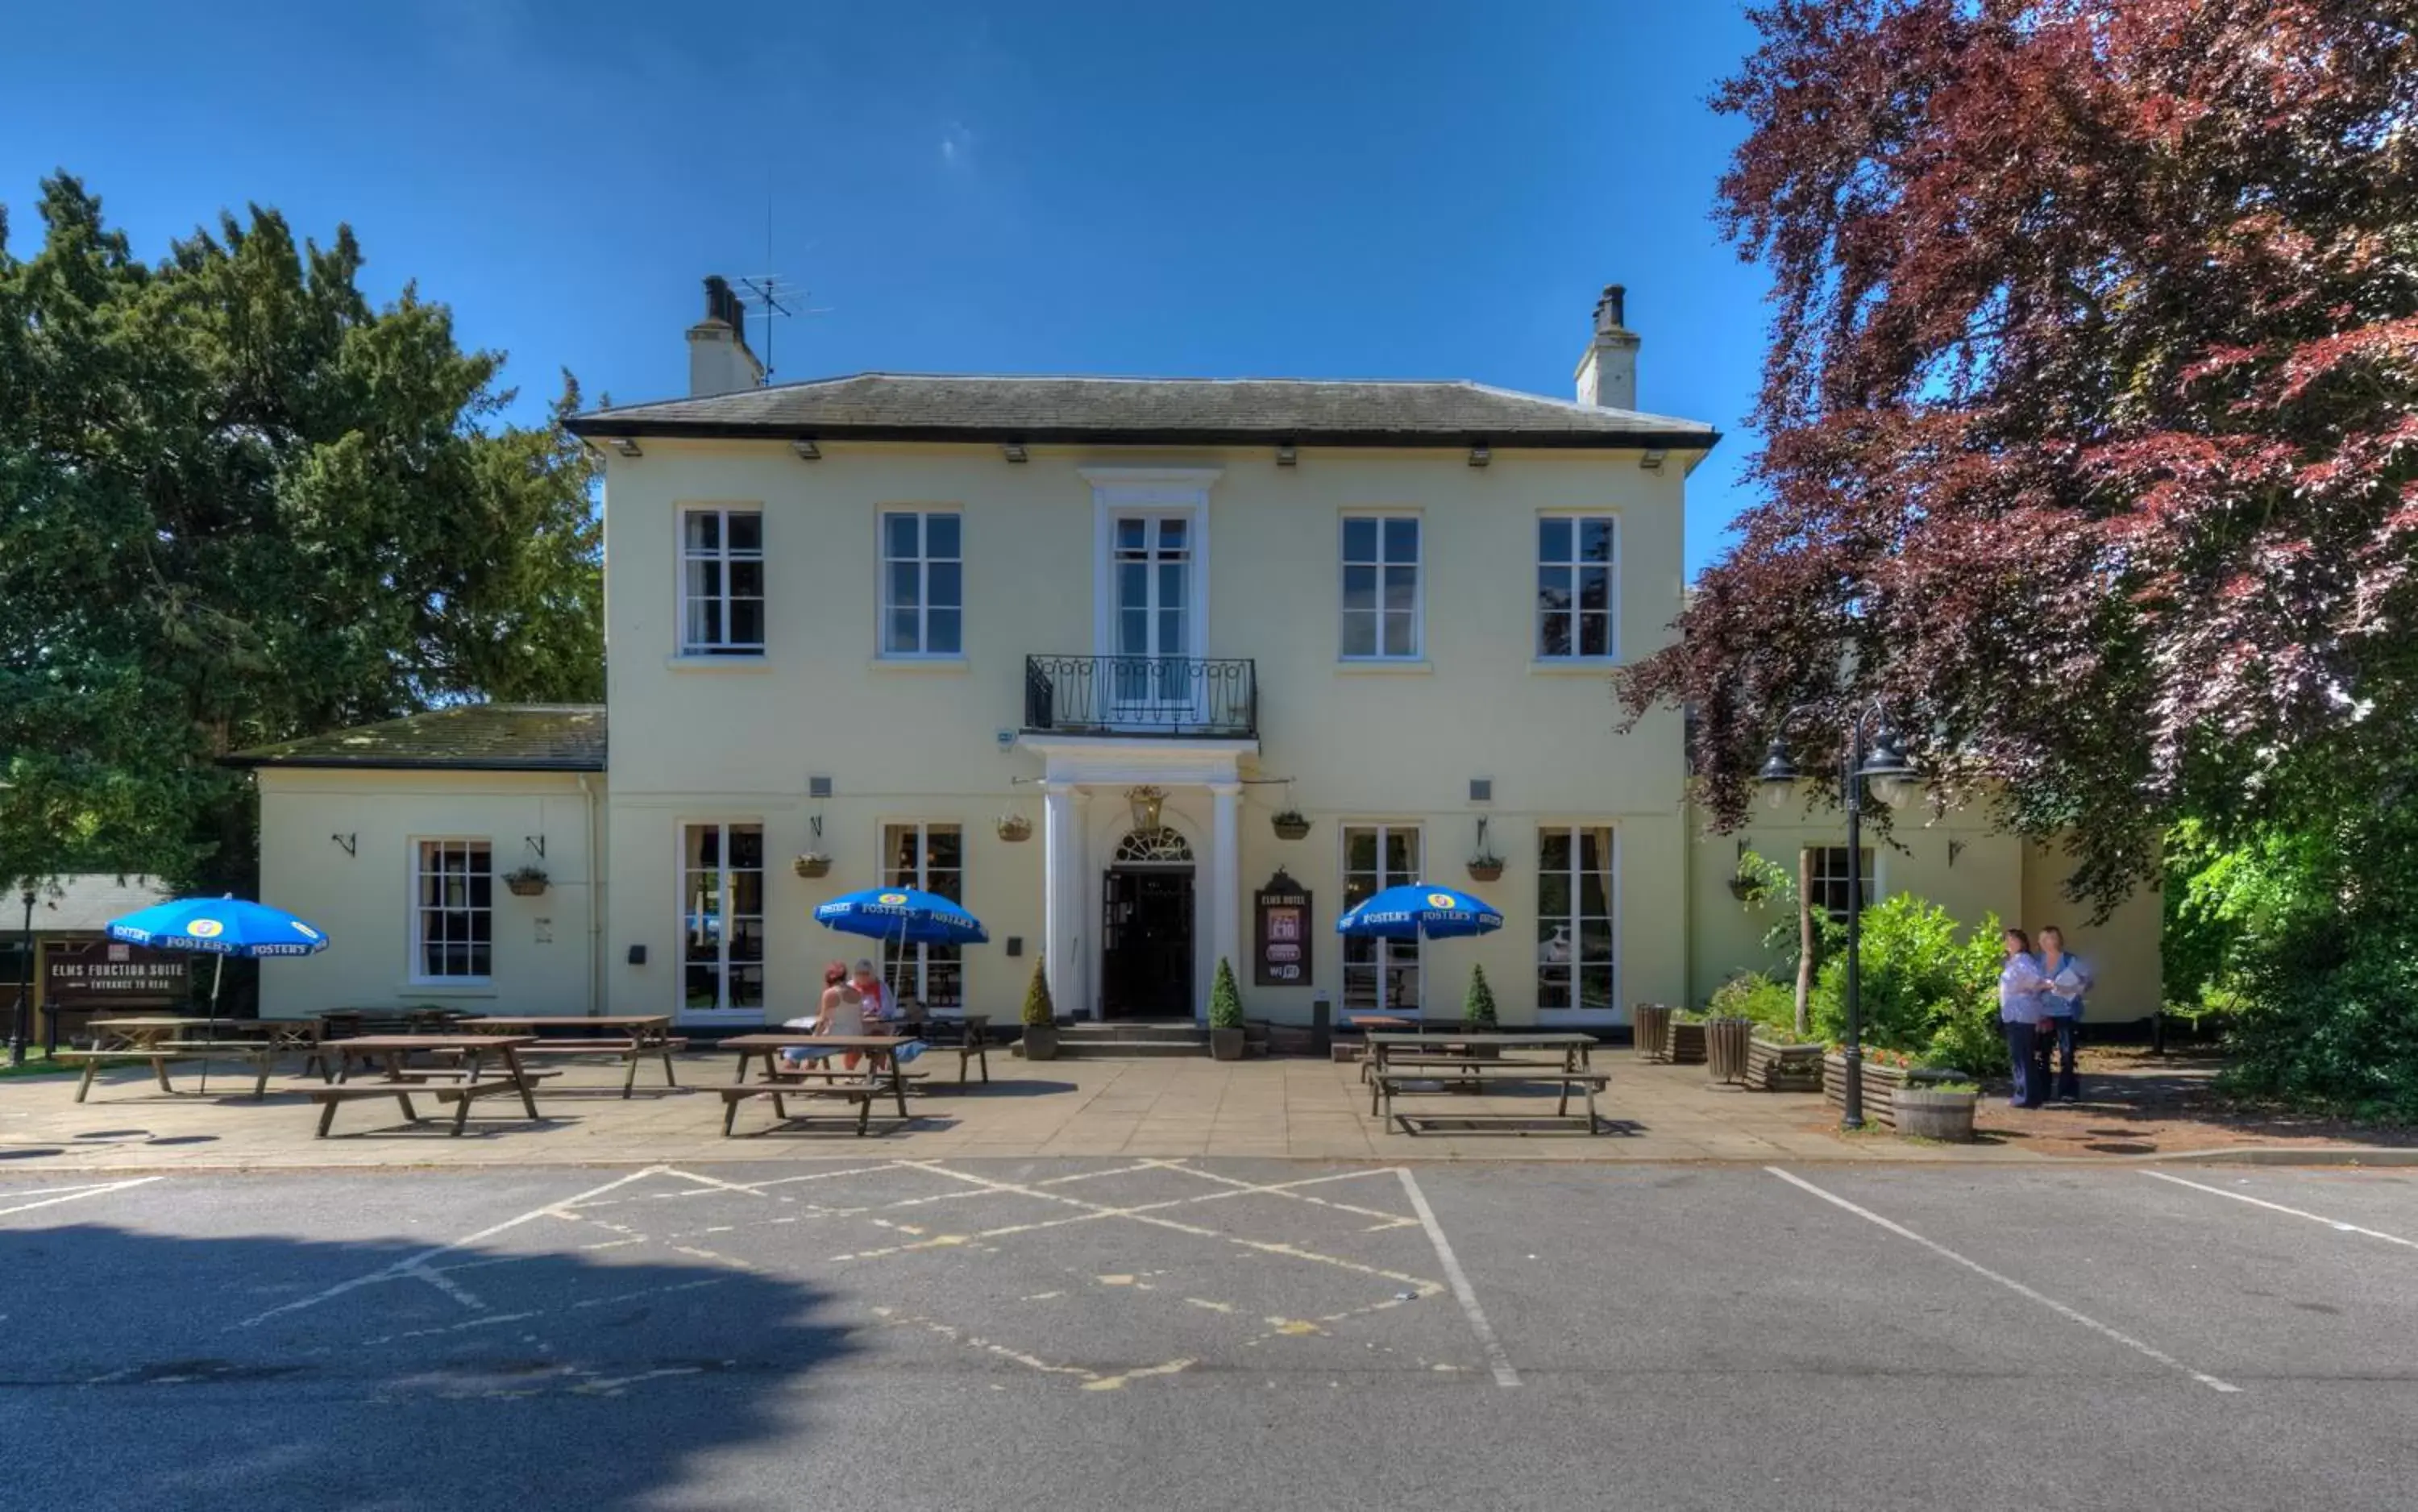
[[1621, 0, 2418, 912]]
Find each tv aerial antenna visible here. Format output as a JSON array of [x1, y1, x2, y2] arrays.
[[731, 275, 829, 384]]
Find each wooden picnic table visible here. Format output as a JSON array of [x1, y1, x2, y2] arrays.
[[459, 1016, 686, 1098], [314, 1034, 551, 1137], [1362, 1031, 1606, 1135], [62, 1020, 293, 1102], [717, 1033, 913, 1136]]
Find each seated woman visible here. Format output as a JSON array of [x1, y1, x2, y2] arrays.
[[780, 962, 862, 1070]]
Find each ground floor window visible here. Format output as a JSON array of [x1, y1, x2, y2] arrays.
[[1537, 825, 1614, 1014], [1806, 845, 1876, 924], [683, 823, 764, 1012], [882, 822, 963, 1010], [1341, 824, 1422, 1014], [413, 839, 492, 981]]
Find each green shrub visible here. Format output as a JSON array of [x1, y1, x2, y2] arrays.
[[1810, 895, 2004, 1074], [1208, 957, 1244, 1030], [1461, 962, 1498, 1029], [1020, 958, 1055, 1027], [1707, 970, 1799, 1038]]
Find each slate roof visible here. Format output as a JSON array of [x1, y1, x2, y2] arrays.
[[5, 874, 175, 935], [222, 705, 607, 773], [566, 373, 1720, 451]]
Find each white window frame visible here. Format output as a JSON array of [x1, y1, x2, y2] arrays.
[[409, 838, 493, 985], [1340, 823, 1424, 1016], [1536, 824, 1620, 1024], [880, 821, 966, 1011], [677, 507, 766, 657], [1084, 469, 1216, 662], [1536, 513, 1619, 662], [679, 820, 767, 1020], [1806, 845, 1878, 925], [879, 509, 964, 658], [1340, 513, 1423, 661]]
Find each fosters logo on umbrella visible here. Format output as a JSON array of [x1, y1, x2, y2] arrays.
[[187, 919, 224, 938], [1427, 892, 1458, 909], [877, 893, 909, 906]]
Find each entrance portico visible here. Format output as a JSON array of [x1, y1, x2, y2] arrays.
[[1024, 737, 1251, 1023]]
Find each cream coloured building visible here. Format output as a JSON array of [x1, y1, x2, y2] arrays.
[[231, 282, 2159, 1028]]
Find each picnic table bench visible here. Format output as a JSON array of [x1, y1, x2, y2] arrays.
[[460, 1016, 686, 1096], [310, 1035, 552, 1137], [1363, 1031, 1607, 1135], [717, 1034, 913, 1136], [60, 1033, 287, 1102]]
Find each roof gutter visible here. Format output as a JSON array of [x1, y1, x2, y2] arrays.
[[561, 417, 1722, 452]]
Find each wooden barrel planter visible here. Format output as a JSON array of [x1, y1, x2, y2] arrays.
[[1705, 1016, 1752, 1084], [1632, 1003, 1673, 1063], [1745, 1038, 1825, 1092], [1892, 1087, 1979, 1142], [1666, 1019, 1708, 1065], [1822, 1055, 1967, 1129]]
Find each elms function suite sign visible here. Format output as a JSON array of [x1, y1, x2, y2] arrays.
[[44, 940, 190, 1004]]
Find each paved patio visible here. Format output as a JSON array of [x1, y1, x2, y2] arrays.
[[2, 1043, 2403, 1173]]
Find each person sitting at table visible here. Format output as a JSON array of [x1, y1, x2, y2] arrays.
[[850, 959, 891, 1028], [781, 962, 863, 1071]]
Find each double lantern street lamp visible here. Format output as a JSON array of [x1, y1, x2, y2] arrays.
[[1756, 711, 1917, 1132]]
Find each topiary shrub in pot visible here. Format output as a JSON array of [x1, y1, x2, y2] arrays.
[[1208, 957, 1246, 1061], [1020, 957, 1058, 1061], [1459, 962, 1501, 1057]]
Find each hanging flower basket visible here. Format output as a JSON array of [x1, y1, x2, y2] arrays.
[[1726, 873, 1768, 903], [794, 853, 833, 879], [996, 815, 1033, 843], [1271, 809, 1311, 841], [1465, 858, 1505, 883], [503, 866, 550, 898]]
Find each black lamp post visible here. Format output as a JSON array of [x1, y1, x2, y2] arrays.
[[1758, 712, 1917, 1131], [9, 887, 32, 1068]]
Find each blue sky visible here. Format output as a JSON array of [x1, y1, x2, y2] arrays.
[[7, 0, 1769, 575]]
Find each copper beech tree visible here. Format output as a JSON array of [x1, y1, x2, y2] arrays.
[[1619, 0, 2418, 912]]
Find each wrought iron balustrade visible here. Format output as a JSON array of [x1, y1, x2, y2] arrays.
[[1022, 655, 1257, 739]]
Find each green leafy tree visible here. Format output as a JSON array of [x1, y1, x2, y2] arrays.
[[1208, 957, 1244, 1030], [1021, 958, 1056, 1027], [0, 175, 602, 899]]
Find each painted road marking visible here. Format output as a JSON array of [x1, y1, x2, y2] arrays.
[[234, 1165, 671, 1330], [2143, 1171, 2418, 1252], [1397, 1169, 1519, 1388], [0, 1177, 160, 1219], [1767, 1167, 2239, 1394]]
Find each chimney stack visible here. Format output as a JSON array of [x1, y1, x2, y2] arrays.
[[688, 275, 765, 397], [1573, 283, 1641, 410]]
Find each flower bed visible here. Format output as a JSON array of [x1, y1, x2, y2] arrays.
[[1822, 1053, 1967, 1128], [1746, 1037, 1824, 1092]]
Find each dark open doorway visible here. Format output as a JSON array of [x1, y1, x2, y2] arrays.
[[1101, 867, 1194, 1019]]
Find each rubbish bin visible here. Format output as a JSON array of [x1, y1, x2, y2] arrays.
[[1311, 991, 1332, 1056], [1705, 1016, 1752, 1085], [1633, 1003, 1673, 1063]]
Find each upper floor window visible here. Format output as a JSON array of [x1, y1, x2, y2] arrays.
[[680, 509, 764, 655], [881, 510, 962, 657], [1341, 515, 1421, 659], [413, 839, 492, 982], [1538, 515, 1617, 659]]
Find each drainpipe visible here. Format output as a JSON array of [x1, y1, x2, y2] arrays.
[[578, 774, 602, 1017]]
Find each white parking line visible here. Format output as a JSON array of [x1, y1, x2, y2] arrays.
[[1767, 1167, 2240, 1394], [233, 1165, 670, 1330], [0, 1177, 160, 1219], [1397, 1169, 1519, 1389], [2143, 1171, 2418, 1252]]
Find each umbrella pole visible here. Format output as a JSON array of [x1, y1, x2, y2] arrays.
[[199, 952, 224, 1095]]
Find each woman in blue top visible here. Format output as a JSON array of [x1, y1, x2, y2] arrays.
[[2037, 925, 2092, 1103], [1997, 928, 2051, 1109]]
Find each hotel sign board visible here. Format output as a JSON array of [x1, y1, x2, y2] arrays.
[[1253, 870, 1311, 988], [44, 938, 190, 1005]]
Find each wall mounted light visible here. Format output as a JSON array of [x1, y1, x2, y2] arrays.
[[1639, 448, 1668, 471], [609, 437, 642, 458], [1000, 442, 1028, 463], [1276, 442, 1298, 467], [330, 833, 356, 857], [791, 438, 821, 461], [1468, 443, 1492, 467], [1948, 839, 1966, 867]]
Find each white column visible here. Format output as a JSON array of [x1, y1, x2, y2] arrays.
[[1209, 782, 1242, 1022], [1042, 782, 1084, 1019]]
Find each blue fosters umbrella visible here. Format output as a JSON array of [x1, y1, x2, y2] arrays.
[[1335, 883, 1504, 1016], [106, 895, 330, 1090], [813, 887, 987, 1019]]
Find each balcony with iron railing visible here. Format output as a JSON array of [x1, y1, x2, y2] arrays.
[[1022, 655, 1257, 741]]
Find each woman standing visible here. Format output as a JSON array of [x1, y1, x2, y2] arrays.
[[1998, 928, 2051, 1109], [2037, 926, 2092, 1103]]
